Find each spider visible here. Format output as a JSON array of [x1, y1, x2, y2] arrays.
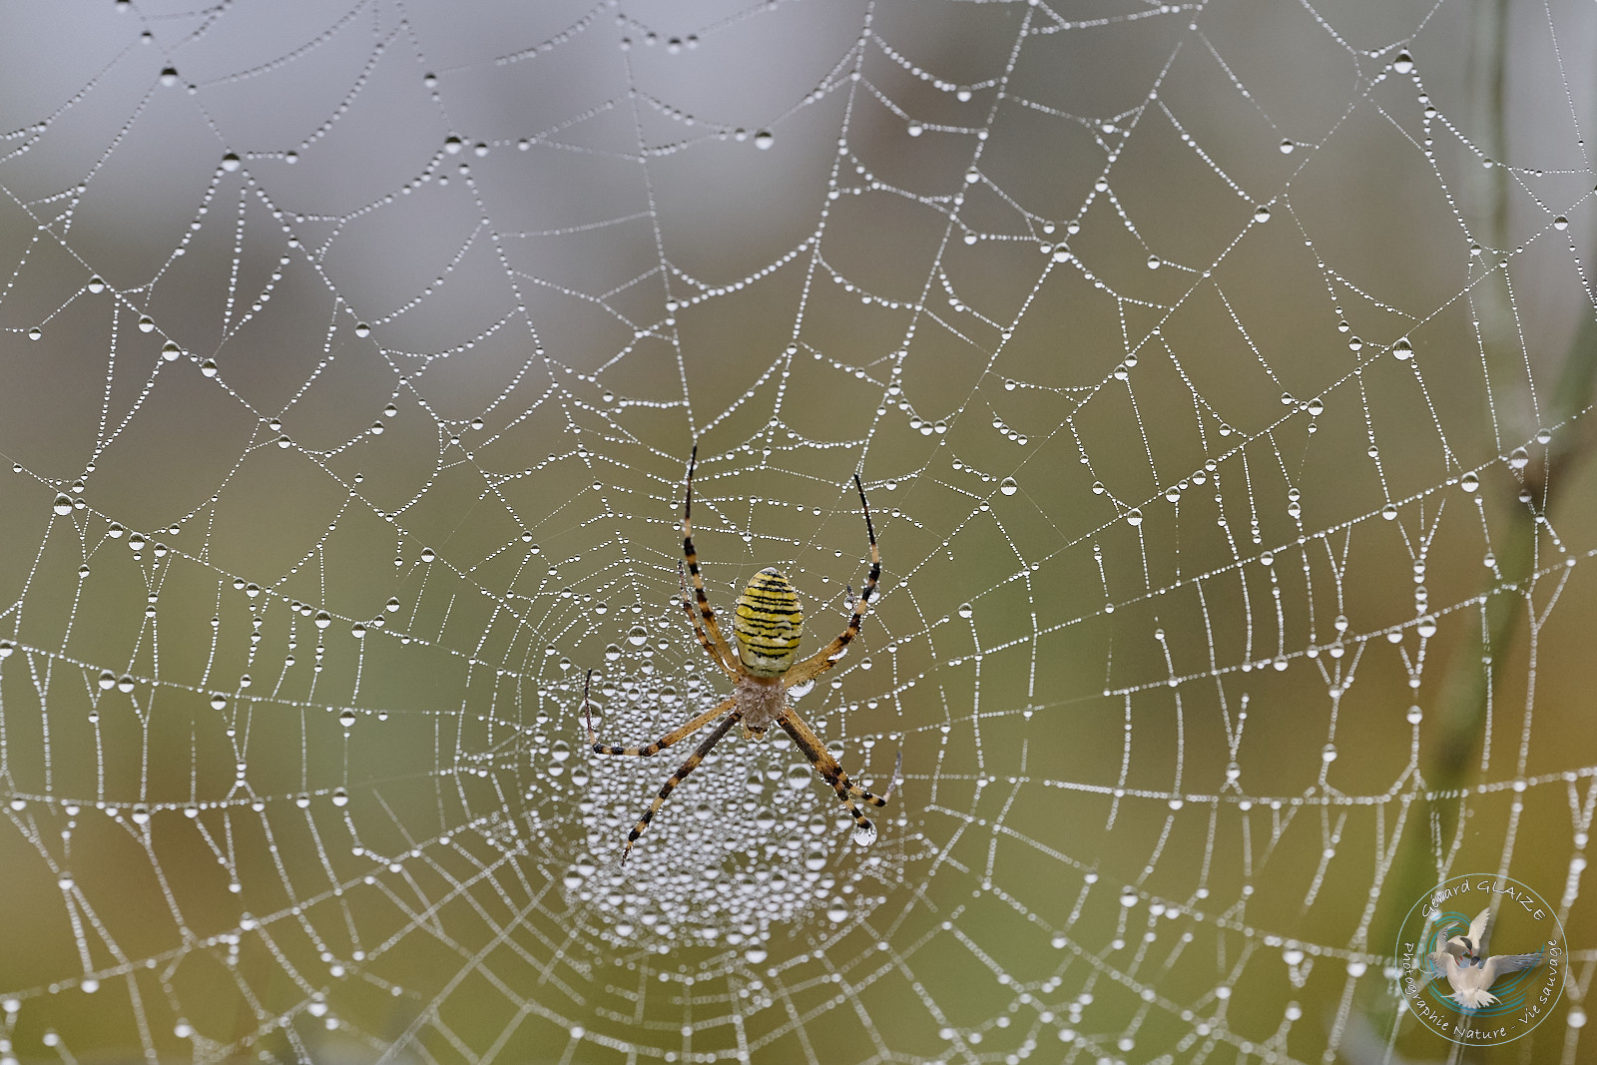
[[584, 446, 898, 863]]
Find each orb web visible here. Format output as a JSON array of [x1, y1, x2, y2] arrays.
[[0, 2, 1595, 1064]]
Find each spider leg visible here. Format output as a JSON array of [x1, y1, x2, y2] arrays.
[[778, 709, 890, 845], [680, 561, 737, 676], [780, 708, 894, 807], [583, 669, 735, 756], [620, 708, 743, 863], [681, 445, 738, 669], [783, 473, 880, 687]]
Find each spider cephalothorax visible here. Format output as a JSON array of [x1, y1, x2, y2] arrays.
[[584, 447, 898, 862]]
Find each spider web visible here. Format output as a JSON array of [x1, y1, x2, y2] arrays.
[[1, 1, 1595, 1062]]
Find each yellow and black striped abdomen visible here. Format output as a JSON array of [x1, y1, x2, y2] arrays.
[[732, 567, 804, 677]]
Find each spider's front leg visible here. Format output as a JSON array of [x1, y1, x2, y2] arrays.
[[581, 670, 745, 862], [581, 669, 734, 757], [618, 709, 742, 862], [777, 709, 899, 846]]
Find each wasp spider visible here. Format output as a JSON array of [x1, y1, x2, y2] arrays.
[[585, 447, 898, 863]]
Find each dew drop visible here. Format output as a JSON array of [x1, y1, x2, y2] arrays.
[[852, 820, 877, 846], [998, 477, 1018, 496], [1508, 446, 1529, 469]]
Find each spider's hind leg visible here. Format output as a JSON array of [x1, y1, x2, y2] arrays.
[[781, 473, 882, 688], [681, 446, 737, 667], [680, 561, 737, 676]]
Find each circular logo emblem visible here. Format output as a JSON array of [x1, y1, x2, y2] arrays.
[[1396, 874, 1567, 1044]]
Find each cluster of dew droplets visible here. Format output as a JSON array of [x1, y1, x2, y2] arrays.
[[562, 614, 898, 957], [568, 735, 895, 955]]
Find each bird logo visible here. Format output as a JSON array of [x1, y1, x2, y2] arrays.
[[1422, 906, 1545, 1010]]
